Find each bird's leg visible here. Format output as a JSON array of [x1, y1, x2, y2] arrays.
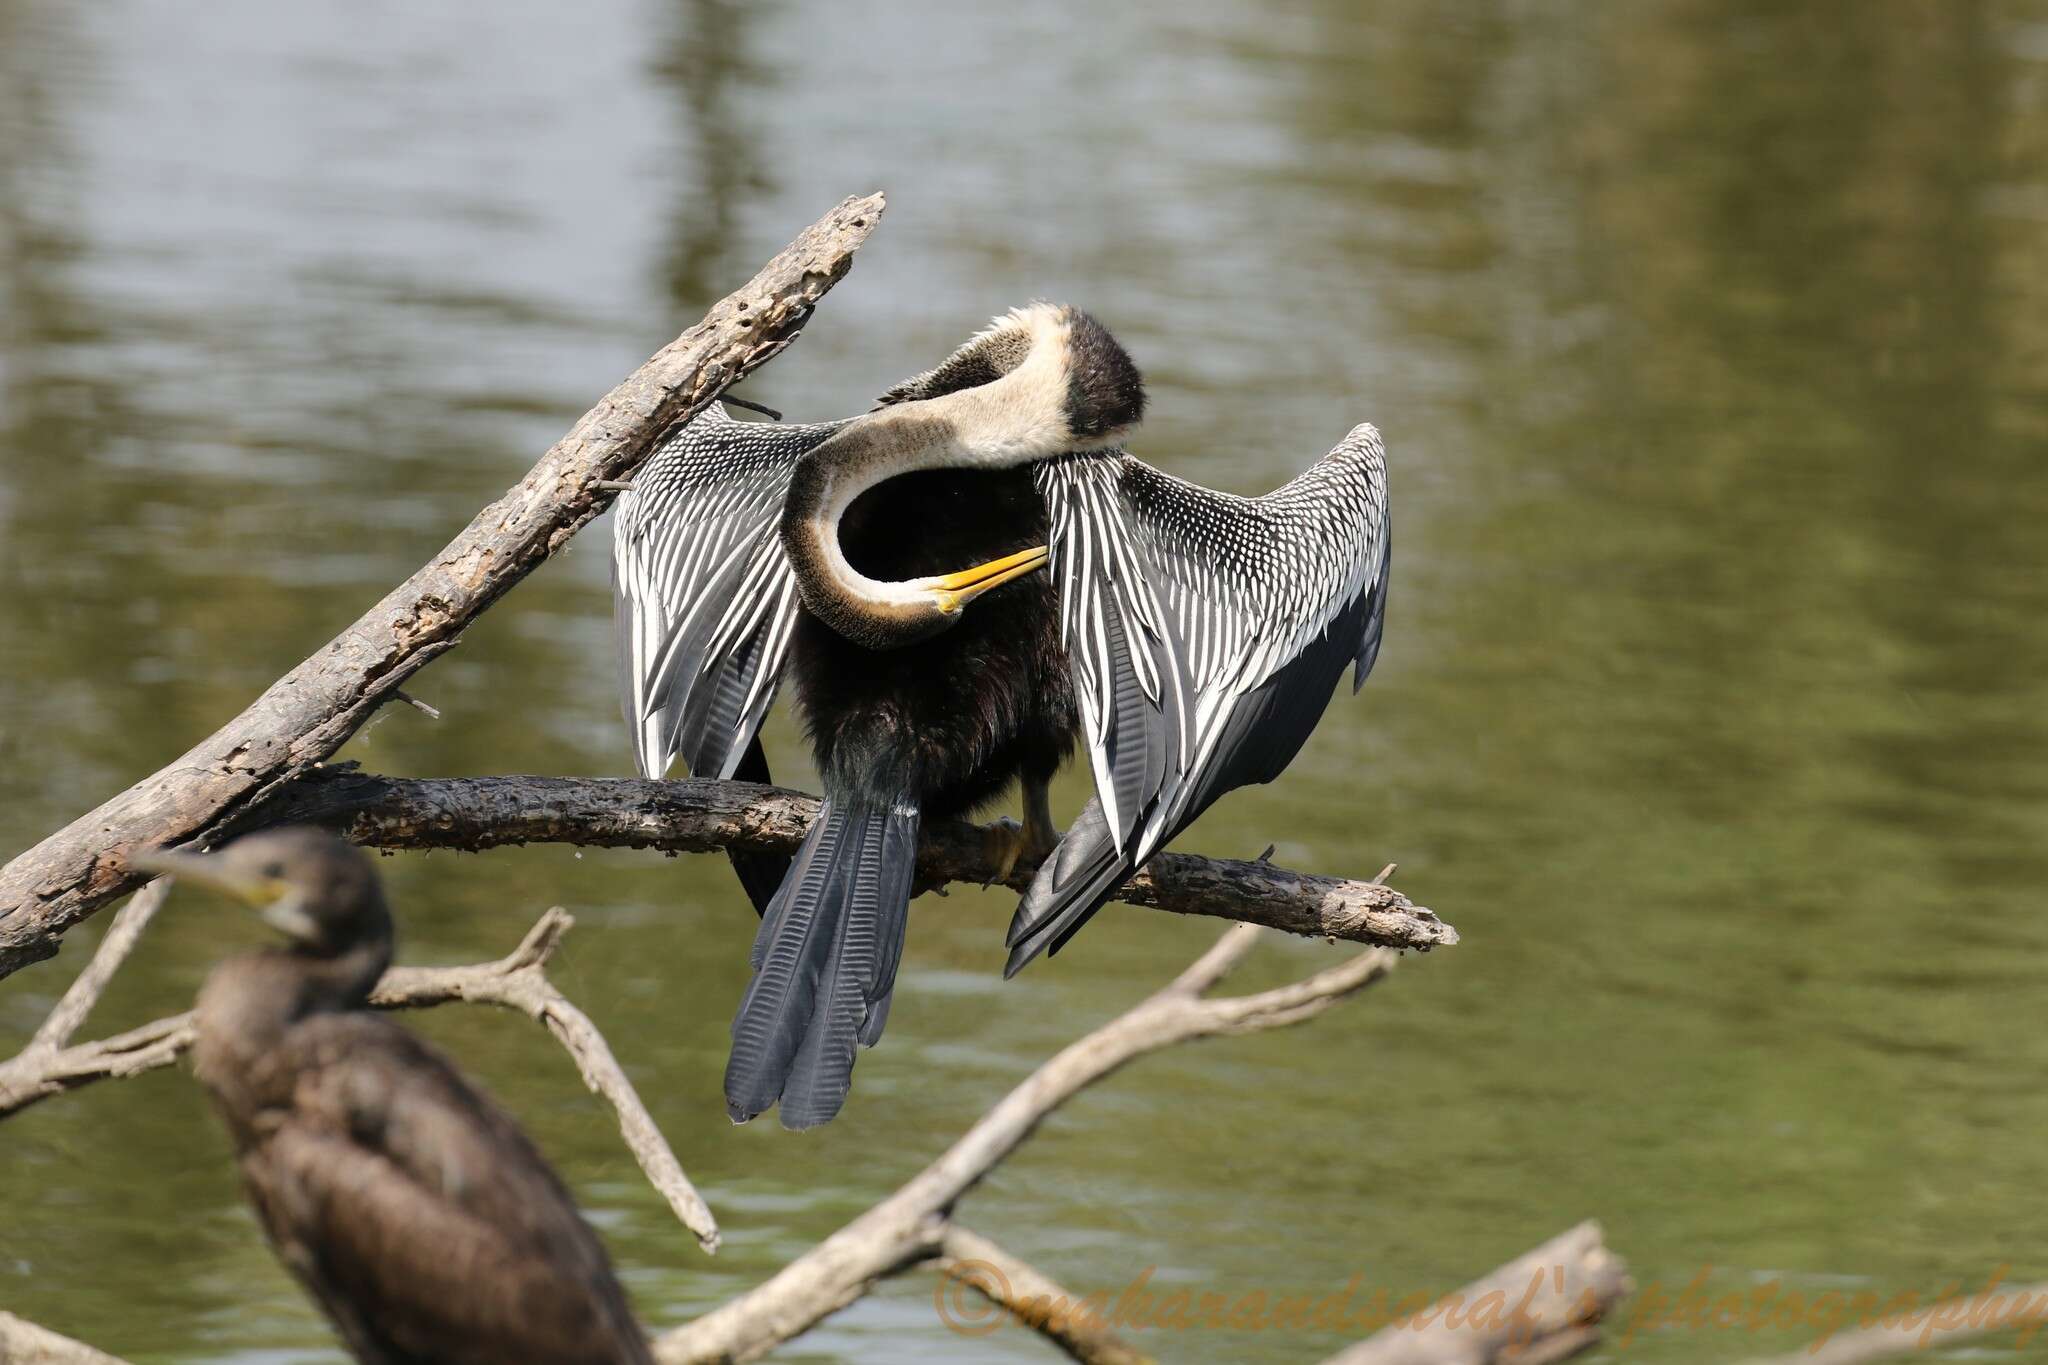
[[982, 775, 1061, 887], [1021, 773, 1059, 858]]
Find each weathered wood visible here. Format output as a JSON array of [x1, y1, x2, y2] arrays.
[[1321, 1220, 1631, 1365], [0, 908, 719, 1254], [0, 1312, 129, 1364], [0, 195, 886, 981], [256, 768, 1458, 952], [930, 1226, 1158, 1365], [655, 926, 1400, 1363], [1741, 1279, 2048, 1365]]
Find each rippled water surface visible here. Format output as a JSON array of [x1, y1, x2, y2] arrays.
[[6, 2, 2048, 1361]]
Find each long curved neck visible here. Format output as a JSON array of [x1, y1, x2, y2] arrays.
[[781, 407, 972, 649], [781, 336, 1073, 649]]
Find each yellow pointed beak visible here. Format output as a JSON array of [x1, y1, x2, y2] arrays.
[[926, 545, 1050, 613], [129, 849, 286, 909]]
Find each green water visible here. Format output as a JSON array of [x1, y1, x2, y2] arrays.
[[5, 1, 2048, 1361]]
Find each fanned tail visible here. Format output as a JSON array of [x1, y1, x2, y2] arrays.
[[1003, 798, 1129, 977], [725, 798, 919, 1129]]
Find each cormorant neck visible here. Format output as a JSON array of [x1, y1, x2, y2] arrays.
[[193, 930, 393, 1111], [292, 933, 394, 1015]]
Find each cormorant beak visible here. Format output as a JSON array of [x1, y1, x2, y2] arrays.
[[129, 849, 296, 921], [923, 545, 1050, 614]]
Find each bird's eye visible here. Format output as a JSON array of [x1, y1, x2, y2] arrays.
[[263, 862, 285, 879]]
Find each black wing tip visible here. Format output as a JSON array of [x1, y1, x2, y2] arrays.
[[999, 871, 1114, 978], [1002, 932, 1052, 978]]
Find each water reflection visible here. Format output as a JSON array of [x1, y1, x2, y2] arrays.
[[3, 1, 2048, 1362], [653, 0, 771, 310]]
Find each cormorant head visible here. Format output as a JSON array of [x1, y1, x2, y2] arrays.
[[132, 827, 392, 957], [874, 301, 1146, 451]]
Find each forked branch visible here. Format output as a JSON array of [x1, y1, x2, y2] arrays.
[[0, 902, 719, 1254], [654, 924, 1401, 1363]]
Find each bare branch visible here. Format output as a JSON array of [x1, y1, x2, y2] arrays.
[[0, 911, 720, 1254], [0, 193, 887, 982], [373, 909, 720, 1252], [26, 879, 172, 1054], [655, 928, 1401, 1363], [0, 1011, 194, 1118], [392, 690, 442, 721], [1739, 1280, 2048, 1365], [931, 1225, 1157, 1365], [0, 1312, 131, 1364], [0, 879, 188, 1115], [259, 770, 1457, 952], [1164, 920, 1263, 995], [1321, 1221, 1630, 1365]]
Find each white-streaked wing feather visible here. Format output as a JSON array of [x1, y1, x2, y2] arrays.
[[1039, 422, 1390, 862], [611, 405, 845, 779]]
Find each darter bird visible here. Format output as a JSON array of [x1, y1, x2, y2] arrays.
[[612, 302, 1388, 1125], [613, 305, 1140, 1127], [132, 828, 654, 1365]]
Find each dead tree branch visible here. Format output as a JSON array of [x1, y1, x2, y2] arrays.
[[371, 908, 720, 1252], [930, 1225, 1157, 1365], [1322, 1221, 1631, 1365], [1741, 1280, 2048, 1365], [654, 924, 1401, 1363], [0, 1312, 130, 1364], [257, 769, 1457, 951], [2, 917, 1452, 1364], [0, 193, 886, 982], [0, 908, 719, 1253], [0, 879, 190, 1115], [23, 879, 171, 1055], [0, 1009, 194, 1119]]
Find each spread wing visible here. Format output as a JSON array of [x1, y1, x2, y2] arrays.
[[241, 1014, 652, 1364], [611, 404, 846, 780], [1008, 423, 1390, 971]]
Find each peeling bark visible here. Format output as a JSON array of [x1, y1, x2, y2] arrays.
[[255, 768, 1458, 952]]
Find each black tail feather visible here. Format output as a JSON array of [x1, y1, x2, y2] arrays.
[[726, 737, 791, 917], [725, 798, 920, 1128], [1003, 797, 1129, 977]]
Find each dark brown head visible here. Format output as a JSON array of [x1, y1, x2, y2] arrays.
[[1058, 307, 1146, 440], [132, 827, 392, 959], [873, 302, 1146, 450]]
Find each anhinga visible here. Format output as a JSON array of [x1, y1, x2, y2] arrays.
[[613, 303, 1389, 1128], [133, 828, 654, 1365], [615, 306, 1140, 1127]]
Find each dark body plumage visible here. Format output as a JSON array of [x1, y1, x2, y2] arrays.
[[726, 464, 1079, 1128], [150, 830, 652, 1365], [618, 304, 1390, 1128], [793, 466, 1074, 814]]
